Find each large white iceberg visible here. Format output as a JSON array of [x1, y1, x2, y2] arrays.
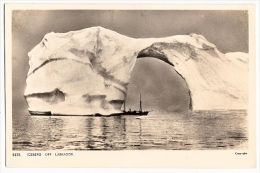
[[24, 26, 248, 115]]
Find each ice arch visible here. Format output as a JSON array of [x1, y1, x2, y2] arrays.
[[135, 41, 248, 111], [126, 57, 192, 112], [135, 55, 193, 110]]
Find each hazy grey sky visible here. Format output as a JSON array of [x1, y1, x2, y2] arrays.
[[12, 10, 248, 113]]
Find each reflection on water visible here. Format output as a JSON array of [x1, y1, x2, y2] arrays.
[[13, 110, 248, 150]]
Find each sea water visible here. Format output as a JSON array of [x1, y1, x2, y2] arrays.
[[12, 110, 248, 150]]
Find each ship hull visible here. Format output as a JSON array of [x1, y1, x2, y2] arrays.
[[29, 110, 52, 115], [110, 111, 149, 116]]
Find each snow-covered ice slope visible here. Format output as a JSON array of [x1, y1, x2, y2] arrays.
[[24, 27, 248, 115]]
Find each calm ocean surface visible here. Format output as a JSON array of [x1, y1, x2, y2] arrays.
[[13, 110, 248, 150]]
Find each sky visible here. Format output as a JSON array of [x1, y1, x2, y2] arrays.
[[12, 10, 248, 113]]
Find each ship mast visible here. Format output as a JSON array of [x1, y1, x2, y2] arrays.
[[123, 100, 126, 112], [140, 93, 142, 112]]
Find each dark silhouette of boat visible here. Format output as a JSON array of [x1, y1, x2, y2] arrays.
[[29, 110, 51, 115], [111, 94, 151, 116]]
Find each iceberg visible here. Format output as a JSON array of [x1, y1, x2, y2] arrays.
[[24, 27, 248, 115]]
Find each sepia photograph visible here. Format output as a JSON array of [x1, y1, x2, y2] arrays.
[[3, 3, 258, 169]]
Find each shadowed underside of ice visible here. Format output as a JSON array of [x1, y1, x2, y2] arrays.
[[24, 26, 248, 115]]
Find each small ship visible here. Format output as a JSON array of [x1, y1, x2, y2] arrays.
[[110, 94, 151, 116], [28, 110, 51, 115]]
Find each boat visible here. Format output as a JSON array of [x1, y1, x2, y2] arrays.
[[29, 110, 52, 115], [111, 94, 151, 116]]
